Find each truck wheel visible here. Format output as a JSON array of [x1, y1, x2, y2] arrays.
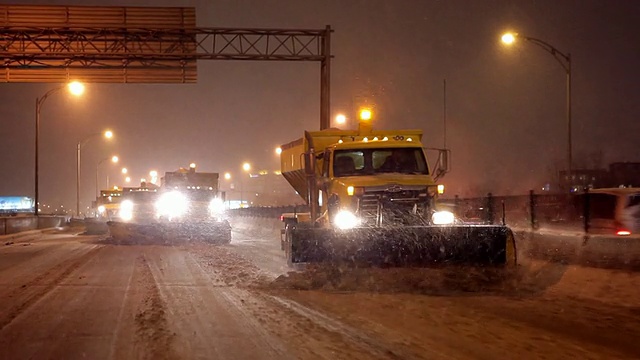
[[284, 227, 294, 267], [280, 228, 286, 250]]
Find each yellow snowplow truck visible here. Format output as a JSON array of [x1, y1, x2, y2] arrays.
[[107, 164, 231, 244], [279, 112, 516, 267]]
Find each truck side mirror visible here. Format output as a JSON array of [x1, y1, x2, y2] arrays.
[[304, 151, 315, 175], [434, 149, 451, 180]]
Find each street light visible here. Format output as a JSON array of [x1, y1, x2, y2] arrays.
[[149, 170, 159, 184], [240, 163, 252, 206], [125, 176, 131, 183], [335, 113, 347, 125], [275, 147, 282, 155], [121, 167, 128, 174], [34, 81, 85, 215], [501, 31, 572, 184], [77, 130, 113, 217], [359, 108, 372, 121], [96, 155, 119, 203]]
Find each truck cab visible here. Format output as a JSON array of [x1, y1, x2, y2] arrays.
[[321, 139, 440, 228], [280, 117, 451, 230]]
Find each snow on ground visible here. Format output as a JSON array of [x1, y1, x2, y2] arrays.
[[223, 216, 640, 358], [1, 217, 639, 359]]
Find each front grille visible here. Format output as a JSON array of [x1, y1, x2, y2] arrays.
[[357, 186, 430, 226]]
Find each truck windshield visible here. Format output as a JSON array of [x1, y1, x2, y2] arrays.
[[333, 148, 429, 177]]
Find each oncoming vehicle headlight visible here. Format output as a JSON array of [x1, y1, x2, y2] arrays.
[[432, 210, 455, 225], [155, 191, 189, 220], [119, 200, 134, 221], [209, 197, 225, 215], [334, 210, 360, 230]]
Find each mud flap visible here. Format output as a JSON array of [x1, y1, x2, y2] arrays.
[[288, 225, 516, 266]]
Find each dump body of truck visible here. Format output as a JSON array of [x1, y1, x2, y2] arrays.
[[279, 122, 516, 267]]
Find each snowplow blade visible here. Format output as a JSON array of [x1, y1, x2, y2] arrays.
[[287, 225, 516, 266], [107, 220, 232, 245]]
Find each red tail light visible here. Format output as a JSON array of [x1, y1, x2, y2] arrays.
[[280, 215, 284, 222], [616, 230, 631, 236]]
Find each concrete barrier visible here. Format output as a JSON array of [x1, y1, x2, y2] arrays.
[[0, 215, 67, 236], [517, 230, 640, 271], [38, 216, 66, 229]]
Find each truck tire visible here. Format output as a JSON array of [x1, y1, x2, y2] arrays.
[[284, 226, 294, 267]]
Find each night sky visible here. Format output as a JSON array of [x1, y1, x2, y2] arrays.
[[0, 0, 638, 211]]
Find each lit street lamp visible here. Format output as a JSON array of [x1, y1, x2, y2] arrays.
[[335, 113, 346, 125], [240, 163, 252, 206], [149, 170, 158, 184], [34, 81, 85, 216], [501, 32, 572, 184], [359, 108, 372, 121], [121, 167, 128, 174], [77, 130, 113, 216], [96, 155, 119, 200]]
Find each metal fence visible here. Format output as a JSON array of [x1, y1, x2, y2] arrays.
[[228, 191, 605, 232], [440, 191, 593, 231]]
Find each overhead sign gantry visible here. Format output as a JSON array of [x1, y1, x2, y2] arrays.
[[0, 4, 332, 129]]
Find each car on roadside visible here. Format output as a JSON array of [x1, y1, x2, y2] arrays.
[[585, 188, 640, 236]]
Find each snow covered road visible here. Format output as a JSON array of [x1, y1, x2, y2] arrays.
[[0, 224, 639, 359]]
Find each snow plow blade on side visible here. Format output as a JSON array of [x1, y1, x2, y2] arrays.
[[107, 220, 232, 245], [284, 224, 516, 266]]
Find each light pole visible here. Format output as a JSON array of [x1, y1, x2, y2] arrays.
[[241, 162, 251, 206], [149, 170, 158, 185], [77, 130, 113, 217], [96, 155, 119, 200], [34, 81, 85, 215], [223, 172, 233, 206], [501, 32, 572, 185]]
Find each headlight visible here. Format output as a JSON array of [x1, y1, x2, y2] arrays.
[[97, 205, 106, 214], [155, 191, 189, 220], [432, 210, 455, 225], [334, 210, 360, 230], [119, 200, 134, 221], [209, 197, 225, 215]]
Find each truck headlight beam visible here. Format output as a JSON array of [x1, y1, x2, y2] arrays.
[[432, 210, 455, 225], [334, 210, 360, 230], [155, 191, 189, 220]]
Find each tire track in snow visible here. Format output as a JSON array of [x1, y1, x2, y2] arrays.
[[133, 253, 177, 360], [0, 245, 102, 332]]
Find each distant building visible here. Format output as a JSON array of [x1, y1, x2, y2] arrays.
[[550, 162, 640, 193], [608, 162, 640, 187], [558, 169, 610, 193]]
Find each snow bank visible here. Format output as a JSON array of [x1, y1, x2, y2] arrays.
[[230, 216, 281, 239], [270, 265, 522, 295]]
